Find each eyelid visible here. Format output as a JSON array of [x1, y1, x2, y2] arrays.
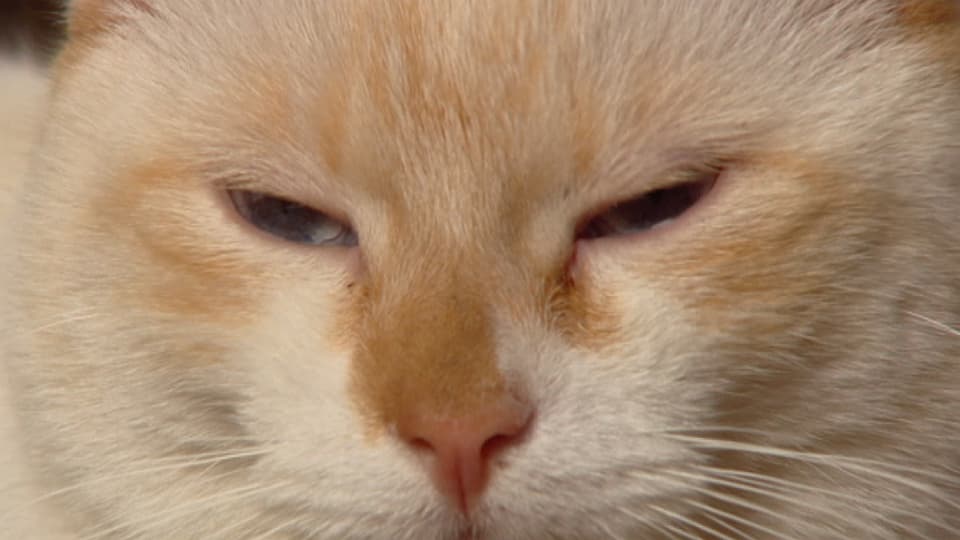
[[222, 188, 358, 248], [587, 162, 719, 210], [215, 177, 354, 230], [575, 168, 720, 240]]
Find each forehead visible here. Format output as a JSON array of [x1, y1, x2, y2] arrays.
[[96, 0, 912, 215]]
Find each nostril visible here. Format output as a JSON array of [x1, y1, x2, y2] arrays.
[[396, 399, 534, 512], [480, 432, 518, 462], [409, 437, 433, 453], [480, 416, 532, 461], [397, 401, 533, 457]]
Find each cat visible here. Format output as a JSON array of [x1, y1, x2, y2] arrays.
[[2, 0, 959, 538]]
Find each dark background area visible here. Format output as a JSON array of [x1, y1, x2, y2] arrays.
[[0, 0, 66, 61]]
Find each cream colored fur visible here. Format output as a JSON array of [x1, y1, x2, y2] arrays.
[[0, 58, 46, 225], [2, 1, 960, 539], [0, 57, 72, 539]]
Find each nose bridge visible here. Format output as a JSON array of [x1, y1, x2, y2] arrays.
[[351, 247, 510, 429]]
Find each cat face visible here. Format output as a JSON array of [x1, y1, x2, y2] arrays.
[[6, 1, 960, 538]]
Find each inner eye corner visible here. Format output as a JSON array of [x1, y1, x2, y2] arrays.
[[225, 188, 358, 248], [575, 171, 719, 242]]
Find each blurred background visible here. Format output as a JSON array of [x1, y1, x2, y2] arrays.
[[0, 0, 65, 61]]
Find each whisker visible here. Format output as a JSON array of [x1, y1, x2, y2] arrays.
[[81, 479, 288, 540], [3, 307, 100, 338], [0, 446, 275, 522], [684, 499, 795, 540], [650, 511, 701, 540], [699, 466, 954, 539], [664, 434, 960, 501], [649, 519, 688, 540], [669, 468, 864, 530], [595, 518, 627, 540], [700, 511, 758, 540], [908, 311, 960, 337], [617, 505, 676, 540], [244, 517, 299, 540], [650, 504, 741, 540], [654, 471, 825, 539]]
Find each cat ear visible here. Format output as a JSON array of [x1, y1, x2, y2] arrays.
[[67, 0, 154, 41]]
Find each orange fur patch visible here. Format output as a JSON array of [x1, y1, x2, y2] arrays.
[[552, 251, 626, 352], [89, 159, 263, 323], [52, 0, 154, 90], [69, 0, 154, 42], [654, 155, 881, 331], [349, 258, 509, 435], [338, 178, 557, 435]]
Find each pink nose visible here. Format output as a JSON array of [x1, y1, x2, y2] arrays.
[[397, 399, 533, 513]]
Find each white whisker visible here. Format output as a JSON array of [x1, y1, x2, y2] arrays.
[[908, 311, 960, 337], [81, 479, 287, 540], [617, 505, 674, 540], [699, 466, 956, 538], [0, 446, 275, 522], [700, 511, 757, 540], [650, 510, 701, 540], [654, 473, 803, 540], [669, 468, 865, 531], [685, 499, 796, 540], [650, 504, 741, 540], [665, 434, 960, 504]]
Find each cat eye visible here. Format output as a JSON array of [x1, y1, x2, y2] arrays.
[[227, 190, 358, 247], [577, 175, 716, 240]]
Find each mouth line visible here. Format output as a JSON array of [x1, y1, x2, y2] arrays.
[[450, 513, 487, 540]]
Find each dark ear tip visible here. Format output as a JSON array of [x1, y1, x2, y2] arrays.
[[0, 0, 64, 62]]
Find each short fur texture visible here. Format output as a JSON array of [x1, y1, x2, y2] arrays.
[[2, 1, 960, 539]]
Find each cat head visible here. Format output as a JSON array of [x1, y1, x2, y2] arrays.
[[7, 0, 960, 538]]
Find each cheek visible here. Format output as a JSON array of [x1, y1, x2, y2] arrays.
[[234, 280, 361, 446], [557, 238, 711, 370], [562, 160, 884, 401], [81, 162, 265, 324], [605, 162, 879, 334], [78, 159, 365, 375], [554, 243, 631, 351], [493, 291, 721, 477]]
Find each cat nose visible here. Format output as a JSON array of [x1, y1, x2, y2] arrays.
[[397, 398, 533, 513]]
